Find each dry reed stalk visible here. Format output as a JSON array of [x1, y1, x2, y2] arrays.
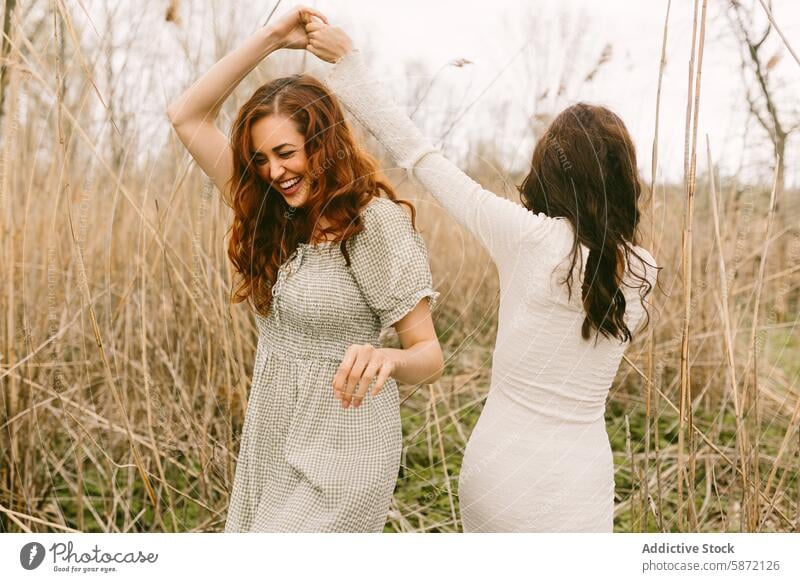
[[696, 455, 714, 522], [676, 0, 699, 532], [741, 155, 780, 529], [758, 386, 800, 529], [623, 355, 794, 527], [678, 0, 708, 532], [5, 42, 215, 330], [705, 135, 750, 529], [614, 463, 680, 518], [624, 414, 639, 528], [0, 502, 80, 532], [139, 187, 178, 531], [429, 383, 458, 529], [1, 26, 21, 521], [53, 8, 157, 510], [645, 0, 672, 533], [756, 0, 800, 68]]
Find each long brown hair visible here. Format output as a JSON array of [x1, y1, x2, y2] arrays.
[[519, 102, 660, 344], [225, 75, 411, 317]]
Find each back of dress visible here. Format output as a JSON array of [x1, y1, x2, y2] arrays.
[[492, 218, 659, 424], [460, 218, 658, 532]]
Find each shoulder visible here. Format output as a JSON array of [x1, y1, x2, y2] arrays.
[[358, 197, 414, 236], [532, 215, 580, 257], [347, 197, 424, 258], [362, 196, 410, 220]]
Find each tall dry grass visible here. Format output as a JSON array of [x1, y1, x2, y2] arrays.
[[1, 1, 799, 532]]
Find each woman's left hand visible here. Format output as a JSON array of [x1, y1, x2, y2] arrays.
[[332, 344, 396, 408], [305, 19, 354, 63], [267, 6, 328, 50]]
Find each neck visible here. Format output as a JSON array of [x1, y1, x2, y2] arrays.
[[311, 216, 337, 244]]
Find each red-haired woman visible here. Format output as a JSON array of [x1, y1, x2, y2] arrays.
[[166, 7, 443, 532], [307, 21, 661, 532]]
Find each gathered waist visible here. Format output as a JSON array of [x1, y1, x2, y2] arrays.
[[256, 315, 380, 362]]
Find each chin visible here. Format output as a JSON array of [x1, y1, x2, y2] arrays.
[[284, 196, 308, 208], [283, 188, 310, 209]]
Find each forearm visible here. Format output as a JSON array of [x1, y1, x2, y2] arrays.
[[382, 340, 443, 386], [326, 49, 549, 269], [166, 28, 282, 125], [325, 51, 498, 247]]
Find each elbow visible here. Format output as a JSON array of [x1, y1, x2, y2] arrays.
[[427, 347, 445, 384], [166, 102, 183, 127]]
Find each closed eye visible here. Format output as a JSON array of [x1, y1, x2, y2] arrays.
[[278, 151, 294, 159]]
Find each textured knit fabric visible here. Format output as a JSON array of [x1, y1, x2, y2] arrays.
[[326, 50, 659, 532], [223, 196, 439, 532]]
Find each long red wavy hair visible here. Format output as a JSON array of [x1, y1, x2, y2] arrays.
[[225, 74, 412, 317]]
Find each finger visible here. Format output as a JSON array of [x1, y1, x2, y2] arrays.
[[301, 8, 329, 25], [342, 347, 371, 407], [370, 361, 393, 398], [333, 346, 358, 397], [307, 43, 327, 61], [353, 361, 380, 408], [305, 21, 325, 33]]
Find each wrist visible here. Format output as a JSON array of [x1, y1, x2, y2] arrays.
[[334, 42, 356, 63], [260, 26, 286, 51], [380, 347, 403, 375]]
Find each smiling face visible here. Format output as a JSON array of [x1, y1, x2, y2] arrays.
[[250, 114, 310, 208]]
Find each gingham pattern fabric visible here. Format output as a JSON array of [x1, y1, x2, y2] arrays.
[[326, 51, 660, 532], [223, 196, 439, 532]]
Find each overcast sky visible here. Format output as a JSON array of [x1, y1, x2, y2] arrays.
[[75, 0, 800, 189], [303, 0, 800, 187]]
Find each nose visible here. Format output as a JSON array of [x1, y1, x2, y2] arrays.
[[269, 160, 286, 183]]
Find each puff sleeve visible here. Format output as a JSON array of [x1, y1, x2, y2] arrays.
[[346, 198, 440, 330]]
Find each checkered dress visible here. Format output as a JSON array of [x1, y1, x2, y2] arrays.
[[223, 197, 439, 532]]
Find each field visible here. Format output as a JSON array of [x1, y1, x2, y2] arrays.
[[1, 0, 799, 533]]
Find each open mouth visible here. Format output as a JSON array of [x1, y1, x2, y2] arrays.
[[277, 176, 302, 196]]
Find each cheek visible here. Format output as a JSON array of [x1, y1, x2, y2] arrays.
[[292, 153, 309, 174]]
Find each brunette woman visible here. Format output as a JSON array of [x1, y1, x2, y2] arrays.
[[307, 20, 661, 532]]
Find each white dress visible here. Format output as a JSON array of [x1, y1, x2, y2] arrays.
[[326, 50, 659, 532]]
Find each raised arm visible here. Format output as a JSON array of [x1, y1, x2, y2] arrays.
[[166, 6, 327, 202], [306, 22, 554, 272]]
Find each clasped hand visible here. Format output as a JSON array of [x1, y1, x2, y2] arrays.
[[268, 5, 353, 62]]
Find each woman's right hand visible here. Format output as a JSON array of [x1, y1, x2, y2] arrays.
[[267, 5, 328, 50], [305, 20, 354, 63]]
